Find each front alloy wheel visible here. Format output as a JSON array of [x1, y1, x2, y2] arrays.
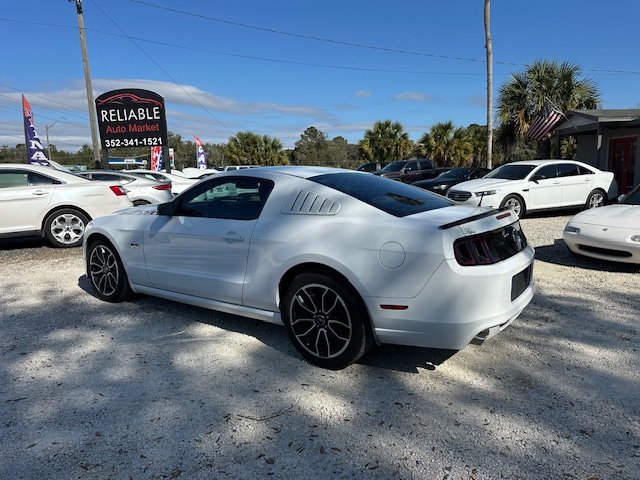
[[87, 240, 132, 302], [283, 273, 369, 370]]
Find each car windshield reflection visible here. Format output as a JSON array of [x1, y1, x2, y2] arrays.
[[485, 164, 536, 180]]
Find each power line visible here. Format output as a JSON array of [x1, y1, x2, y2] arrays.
[[127, 0, 640, 76], [0, 16, 636, 77], [88, 0, 233, 135]]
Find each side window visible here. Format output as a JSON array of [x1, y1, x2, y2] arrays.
[[556, 164, 580, 177], [0, 171, 29, 188], [28, 172, 60, 186], [176, 177, 274, 220], [419, 160, 434, 170], [533, 165, 558, 180], [577, 165, 595, 175], [404, 161, 418, 172]]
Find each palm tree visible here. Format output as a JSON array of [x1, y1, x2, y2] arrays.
[[225, 132, 287, 165], [415, 121, 473, 166], [497, 60, 600, 158], [359, 120, 412, 162]]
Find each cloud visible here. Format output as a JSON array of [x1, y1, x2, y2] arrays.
[[354, 90, 372, 97], [393, 91, 432, 102], [465, 95, 486, 107]]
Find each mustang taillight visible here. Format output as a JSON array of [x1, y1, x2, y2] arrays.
[[153, 184, 172, 191], [453, 222, 528, 266], [109, 185, 128, 196]]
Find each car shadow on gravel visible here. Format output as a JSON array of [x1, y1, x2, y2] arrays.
[[0, 237, 49, 250], [77, 274, 460, 373], [535, 239, 640, 273]]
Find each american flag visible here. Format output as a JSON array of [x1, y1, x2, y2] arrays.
[[526, 107, 564, 142]]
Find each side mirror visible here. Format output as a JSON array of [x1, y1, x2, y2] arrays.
[[157, 201, 177, 216], [529, 175, 542, 183]]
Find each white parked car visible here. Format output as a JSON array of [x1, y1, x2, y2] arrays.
[[76, 170, 174, 205], [83, 167, 535, 369], [447, 160, 618, 217], [563, 184, 640, 264], [182, 167, 219, 179], [126, 169, 199, 195], [0, 163, 132, 247]]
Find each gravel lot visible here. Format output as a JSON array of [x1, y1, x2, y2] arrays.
[[1, 214, 638, 480]]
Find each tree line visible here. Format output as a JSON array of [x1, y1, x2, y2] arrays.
[[0, 59, 599, 170]]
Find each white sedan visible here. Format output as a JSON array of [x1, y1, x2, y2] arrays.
[[0, 164, 133, 247], [447, 160, 617, 217], [83, 167, 535, 369], [563, 185, 640, 264], [126, 169, 199, 194]]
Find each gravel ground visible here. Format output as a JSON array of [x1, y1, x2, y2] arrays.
[[0, 215, 638, 480]]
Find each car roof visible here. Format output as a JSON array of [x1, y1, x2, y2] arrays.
[[504, 159, 584, 167], [233, 165, 352, 179], [0, 163, 87, 183]]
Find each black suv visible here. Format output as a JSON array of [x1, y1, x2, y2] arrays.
[[373, 158, 436, 183]]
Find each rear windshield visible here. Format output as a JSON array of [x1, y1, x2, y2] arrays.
[[310, 172, 452, 217]]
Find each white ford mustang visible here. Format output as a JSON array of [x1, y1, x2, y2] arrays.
[[83, 166, 535, 369], [563, 184, 640, 264], [447, 160, 617, 217]]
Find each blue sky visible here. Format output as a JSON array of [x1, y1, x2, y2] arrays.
[[1, 0, 639, 154]]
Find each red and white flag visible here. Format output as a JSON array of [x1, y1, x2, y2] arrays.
[[150, 146, 163, 171]]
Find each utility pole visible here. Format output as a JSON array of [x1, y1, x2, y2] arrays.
[[45, 119, 62, 160], [70, 0, 102, 168], [484, 0, 493, 169]]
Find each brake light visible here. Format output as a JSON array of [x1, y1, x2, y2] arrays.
[[153, 184, 172, 191], [453, 222, 528, 266], [109, 185, 128, 196]]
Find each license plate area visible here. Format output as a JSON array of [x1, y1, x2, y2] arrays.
[[511, 264, 533, 301]]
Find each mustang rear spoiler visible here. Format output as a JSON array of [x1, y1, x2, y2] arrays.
[[438, 208, 512, 229]]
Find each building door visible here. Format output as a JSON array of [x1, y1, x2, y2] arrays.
[[609, 137, 636, 194]]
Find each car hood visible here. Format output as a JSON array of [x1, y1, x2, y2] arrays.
[[115, 204, 159, 216], [451, 178, 518, 192], [569, 204, 640, 229]]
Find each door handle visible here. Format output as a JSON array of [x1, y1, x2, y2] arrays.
[[584, 178, 592, 182], [32, 190, 49, 196], [552, 181, 561, 185], [221, 232, 245, 242]]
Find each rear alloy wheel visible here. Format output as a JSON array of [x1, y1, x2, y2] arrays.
[[283, 273, 369, 370], [586, 190, 606, 209], [44, 208, 88, 248], [500, 194, 525, 218], [87, 240, 132, 302]]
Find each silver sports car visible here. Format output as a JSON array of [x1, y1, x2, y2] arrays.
[[83, 166, 535, 369]]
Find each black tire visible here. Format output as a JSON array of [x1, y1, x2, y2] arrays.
[[585, 189, 606, 209], [86, 240, 132, 302], [282, 273, 369, 370], [499, 194, 526, 218], [44, 208, 89, 248]]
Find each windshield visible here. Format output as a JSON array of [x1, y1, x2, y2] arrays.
[[379, 161, 406, 173], [620, 186, 640, 205], [437, 169, 468, 180], [485, 164, 536, 180], [311, 172, 451, 217]]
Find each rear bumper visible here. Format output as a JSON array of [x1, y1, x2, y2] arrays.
[[365, 246, 535, 350]]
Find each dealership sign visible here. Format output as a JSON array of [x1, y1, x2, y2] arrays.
[[95, 89, 168, 149]]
